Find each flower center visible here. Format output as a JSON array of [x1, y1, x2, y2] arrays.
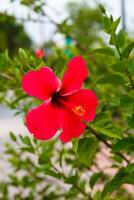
[[72, 105, 85, 116], [51, 92, 60, 103], [51, 91, 64, 107]]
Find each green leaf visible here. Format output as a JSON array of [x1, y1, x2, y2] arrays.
[[96, 74, 126, 85], [109, 15, 114, 23], [77, 136, 98, 166], [38, 154, 50, 165], [91, 125, 121, 139], [90, 172, 102, 189], [21, 0, 35, 6], [127, 114, 134, 128], [72, 139, 78, 154], [99, 4, 106, 14], [93, 112, 109, 124], [128, 57, 134, 74], [65, 175, 78, 185], [108, 96, 120, 108], [44, 169, 60, 179], [92, 113, 121, 139], [102, 16, 111, 34], [19, 48, 27, 60], [9, 132, 17, 142], [112, 137, 134, 153], [112, 17, 121, 32], [120, 95, 134, 111], [20, 136, 33, 146], [92, 47, 115, 56], [34, 5, 42, 13], [65, 186, 79, 198], [116, 29, 125, 48], [20, 146, 34, 153], [111, 61, 126, 73], [109, 33, 116, 45], [102, 164, 134, 197], [123, 42, 134, 58], [38, 141, 55, 165]]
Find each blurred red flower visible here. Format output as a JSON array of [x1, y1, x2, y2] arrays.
[[22, 56, 98, 142], [35, 48, 44, 59]]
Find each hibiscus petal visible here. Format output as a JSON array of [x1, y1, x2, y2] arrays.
[[22, 67, 60, 100], [65, 89, 98, 122], [59, 108, 86, 142], [60, 56, 88, 94], [26, 102, 61, 140]]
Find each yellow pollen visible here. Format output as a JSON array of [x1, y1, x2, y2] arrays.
[[72, 105, 85, 116]]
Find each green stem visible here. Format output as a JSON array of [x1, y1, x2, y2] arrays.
[[115, 39, 122, 60], [51, 163, 93, 200], [89, 125, 130, 164], [126, 68, 134, 89], [115, 39, 134, 89]]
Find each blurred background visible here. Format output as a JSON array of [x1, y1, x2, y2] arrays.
[[0, 0, 134, 46]]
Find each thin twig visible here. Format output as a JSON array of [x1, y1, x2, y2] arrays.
[[89, 125, 130, 164], [0, 72, 14, 80], [126, 69, 134, 89], [51, 163, 93, 200]]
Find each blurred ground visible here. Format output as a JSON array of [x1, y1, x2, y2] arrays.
[[0, 106, 27, 136]]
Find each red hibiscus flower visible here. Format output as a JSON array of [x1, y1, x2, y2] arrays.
[[22, 56, 98, 142], [35, 48, 44, 59]]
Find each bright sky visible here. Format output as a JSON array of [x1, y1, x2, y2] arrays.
[[0, 0, 134, 45]]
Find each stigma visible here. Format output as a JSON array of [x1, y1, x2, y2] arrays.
[[72, 105, 85, 116]]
